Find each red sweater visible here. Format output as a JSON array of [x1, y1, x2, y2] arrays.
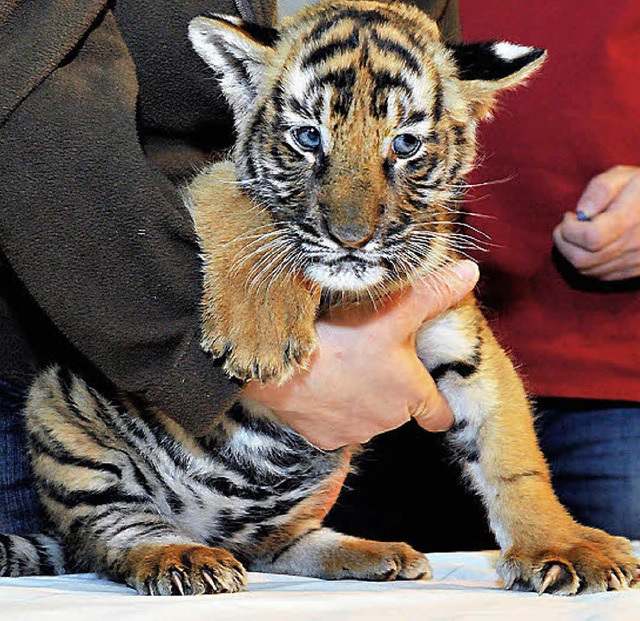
[[461, 1, 640, 401]]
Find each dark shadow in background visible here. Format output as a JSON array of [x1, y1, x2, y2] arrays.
[[326, 420, 496, 553]]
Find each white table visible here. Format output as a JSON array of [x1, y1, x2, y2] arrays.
[[2, 546, 639, 621]]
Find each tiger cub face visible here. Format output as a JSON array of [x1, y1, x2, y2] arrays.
[[189, 0, 544, 293]]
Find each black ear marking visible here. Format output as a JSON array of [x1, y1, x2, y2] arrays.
[[450, 41, 545, 81], [200, 12, 281, 47], [240, 21, 281, 47], [189, 14, 280, 115]]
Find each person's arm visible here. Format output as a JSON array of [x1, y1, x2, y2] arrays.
[[408, 0, 461, 43], [0, 9, 240, 436], [553, 166, 640, 281], [244, 261, 479, 450], [1, 0, 469, 446]]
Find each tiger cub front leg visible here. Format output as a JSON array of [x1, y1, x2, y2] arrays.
[[253, 527, 431, 582], [417, 299, 639, 595], [188, 162, 321, 382]]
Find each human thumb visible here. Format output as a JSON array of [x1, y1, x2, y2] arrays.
[[388, 260, 479, 334], [407, 360, 456, 432]]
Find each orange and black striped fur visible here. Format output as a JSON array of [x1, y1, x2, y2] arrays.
[[3, 0, 637, 596]]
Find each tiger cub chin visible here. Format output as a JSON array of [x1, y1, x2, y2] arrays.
[[6, 0, 636, 597]]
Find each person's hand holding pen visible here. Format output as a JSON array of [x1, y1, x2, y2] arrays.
[[553, 166, 640, 281]]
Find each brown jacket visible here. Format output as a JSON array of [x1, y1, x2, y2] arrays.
[[0, 0, 459, 435]]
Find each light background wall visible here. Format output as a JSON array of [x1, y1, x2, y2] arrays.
[[278, 0, 314, 19]]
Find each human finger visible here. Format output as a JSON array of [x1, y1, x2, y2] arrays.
[[556, 210, 625, 253], [552, 220, 623, 270], [384, 260, 479, 335], [409, 375, 455, 432], [402, 353, 455, 432], [576, 165, 638, 219], [579, 249, 640, 280], [564, 168, 640, 252], [411, 395, 455, 432], [319, 260, 478, 336], [599, 266, 640, 281]]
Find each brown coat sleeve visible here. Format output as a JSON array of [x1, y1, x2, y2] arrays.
[[0, 2, 274, 435], [407, 0, 461, 42]]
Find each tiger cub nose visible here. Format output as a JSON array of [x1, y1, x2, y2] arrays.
[[325, 220, 375, 248], [322, 205, 378, 248]]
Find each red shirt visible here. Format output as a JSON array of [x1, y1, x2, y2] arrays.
[[461, 1, 640, 400]]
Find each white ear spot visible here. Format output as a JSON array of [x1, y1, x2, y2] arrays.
[[492, 41, 535, 62], [188, 19, 217, 61]]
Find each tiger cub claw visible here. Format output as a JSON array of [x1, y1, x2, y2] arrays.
[[324, 540, 432, 582], [126, 543, 247, 596], [206, 324, 318, 383], [200, 263, 321, 383], [497, 528, 638, 595]]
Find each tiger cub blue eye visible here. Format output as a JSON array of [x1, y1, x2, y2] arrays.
[[392, 134, 421, 158], [292, 126, 322, 152]]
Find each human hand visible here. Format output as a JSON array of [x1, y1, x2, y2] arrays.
[[553, 165, 640, 281], [241, 260, 480, 450]]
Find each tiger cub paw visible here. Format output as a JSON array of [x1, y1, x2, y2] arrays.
[[125, 543, 247, 596], [201, 273, 320, 383], [324, 539, 432, 581], [205, 320, 318, 383], [498, 528, 639, 595]]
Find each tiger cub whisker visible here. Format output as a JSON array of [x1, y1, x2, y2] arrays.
[[4, 0, 636, 598]]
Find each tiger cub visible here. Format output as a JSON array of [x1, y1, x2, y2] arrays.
[[4, 0, 636, 597]]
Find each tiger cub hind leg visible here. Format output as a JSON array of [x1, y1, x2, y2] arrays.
[[122, 543, 246, 596], [252, 527, 431, 582], [0, 534, 65, 577], [26, 368, 248, 596]]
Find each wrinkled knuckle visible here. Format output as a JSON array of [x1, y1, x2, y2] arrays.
[[586, 176, 612, 202], [582, 228, 605, 252], [576, 266, 594, 277], [411, 401, 450, 431], [558, 244, 579, 265], [411, 402, 430, 421], [570, 251, 592, 269], [433, 283, 456, 308]]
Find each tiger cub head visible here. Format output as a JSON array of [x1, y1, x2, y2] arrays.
[[189, 0, 544, 294]]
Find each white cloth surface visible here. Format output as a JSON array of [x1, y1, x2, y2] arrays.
[[1, 545, 639, 620]]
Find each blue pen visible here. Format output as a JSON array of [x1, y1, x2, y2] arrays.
[[576, 210, 592, 222]]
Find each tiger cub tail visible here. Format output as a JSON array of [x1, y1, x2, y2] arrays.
[[0, 534, 65, 577]]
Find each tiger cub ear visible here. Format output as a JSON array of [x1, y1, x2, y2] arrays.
[[189, 14, 280, 115], [450, 42, 546, 119]]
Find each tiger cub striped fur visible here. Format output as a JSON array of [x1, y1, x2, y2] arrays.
[[3, 0, 637, 596]]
